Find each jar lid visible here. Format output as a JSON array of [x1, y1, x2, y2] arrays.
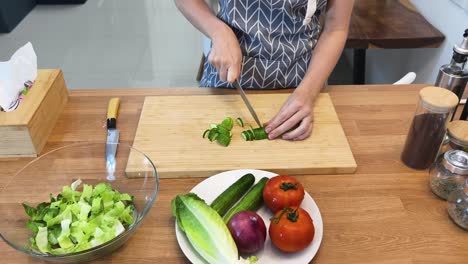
[[419, 86, 459, 113], [443, 150, 468, 175], [447, 120, 468, 145]]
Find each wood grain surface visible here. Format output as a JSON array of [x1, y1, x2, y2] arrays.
[[1, 85, 467, 264], [128, 93, 356, 178], [347, 0, 445, 49]]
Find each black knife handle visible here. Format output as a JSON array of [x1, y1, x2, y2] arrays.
[[107, 118, 117, 129]]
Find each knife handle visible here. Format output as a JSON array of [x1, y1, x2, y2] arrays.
[[107, 98, 120, 129]]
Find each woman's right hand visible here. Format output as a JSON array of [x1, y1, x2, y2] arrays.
[[209, 25, 242, 83]]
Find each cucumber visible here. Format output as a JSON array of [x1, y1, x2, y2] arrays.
[[220, 117, 234, 130], [210, 173, 255, 216], [252, 127, 268, 140], [241, 127, 268, 141], [223, 177, 269, 223], [236, 117, 244, 128], [216, 133, 231, 147]]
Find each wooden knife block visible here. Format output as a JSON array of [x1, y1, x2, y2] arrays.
[[0, 69, 68, 158]]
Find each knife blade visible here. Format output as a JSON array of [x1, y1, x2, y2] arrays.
[[233, 80, 262, 127], [106, 98, 120, 180]]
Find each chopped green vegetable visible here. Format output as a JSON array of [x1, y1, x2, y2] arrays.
[[217, 125, 231, 135], [208, 129, 220, 142], [241, 127, 268, 141], [236, 118, 244, 128], [203, 117, 270, 146], [36, 227, 49, 253], [203, 117, 235, 147], [202, 129, 210, 139], [241, 130, 254, 141], [220, 117, 234, 130], [172, 193, 255, 264], [22, 179, 135, 255], [71, 179, 82, 191], [216, 133, 231, 147]]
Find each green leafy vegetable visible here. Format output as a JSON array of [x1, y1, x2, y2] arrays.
[[36, 227, 49, 253], [172, 193, 255, 264], [22, 179, 135, 255]]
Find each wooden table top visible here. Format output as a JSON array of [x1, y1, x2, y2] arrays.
[[347, 0, 445, 49], [1, 85, 467, 264]]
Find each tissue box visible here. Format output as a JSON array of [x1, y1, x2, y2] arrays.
[[0, 69, 68, 158]]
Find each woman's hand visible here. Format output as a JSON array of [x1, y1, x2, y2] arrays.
[[265, 87, 316, 141], [174, 0, 242, 83], [209, 25, 242, 83]]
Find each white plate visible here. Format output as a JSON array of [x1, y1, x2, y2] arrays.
[[175, 169, 323, 264]]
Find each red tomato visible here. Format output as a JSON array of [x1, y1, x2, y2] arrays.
[[263, 175, 305, 213], [269, 207, 315, 253]]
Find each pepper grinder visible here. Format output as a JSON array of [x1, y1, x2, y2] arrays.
[[435, 29, 468, 120]]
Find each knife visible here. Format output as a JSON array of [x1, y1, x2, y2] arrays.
[[106, 97, 120, 181], [233, 80, 263, 127]]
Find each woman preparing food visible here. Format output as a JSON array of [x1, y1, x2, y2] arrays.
[[174, 0, 354, 141]]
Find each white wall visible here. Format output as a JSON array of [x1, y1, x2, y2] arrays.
[[363, 0, 468, 85]]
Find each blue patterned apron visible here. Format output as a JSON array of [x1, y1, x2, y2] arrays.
[[200, 0, 328, 89]]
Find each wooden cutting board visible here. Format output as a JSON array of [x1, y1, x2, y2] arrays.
[[126, 94, 356, 178]]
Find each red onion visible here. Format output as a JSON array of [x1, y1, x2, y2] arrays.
[[227, 211, 266, 254]]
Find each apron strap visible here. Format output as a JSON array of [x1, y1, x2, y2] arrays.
[[303, 0, 317, 26]]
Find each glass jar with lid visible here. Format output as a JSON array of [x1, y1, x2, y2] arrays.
[[447, 179, 468, 230], [438, 121, 468, 156], [401, 86, 459, 170], [429, 150, 468, 200], [447, 120, 468, 151]]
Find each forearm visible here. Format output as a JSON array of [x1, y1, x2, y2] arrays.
[[174, 0, 230, 40], [299, 0, 354, 99], [299, 29, 348, 97]]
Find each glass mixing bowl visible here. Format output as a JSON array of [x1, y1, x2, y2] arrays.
[[0, 142, 158, 262]]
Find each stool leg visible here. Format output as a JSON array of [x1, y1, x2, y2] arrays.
[[196, 54, 205, 82], [353, 49, 366, 85]]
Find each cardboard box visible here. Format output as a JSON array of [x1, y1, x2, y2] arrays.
[[0, 69, 68, 157]]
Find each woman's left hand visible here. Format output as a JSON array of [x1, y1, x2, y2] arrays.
[[265, 87, 316, 141]]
